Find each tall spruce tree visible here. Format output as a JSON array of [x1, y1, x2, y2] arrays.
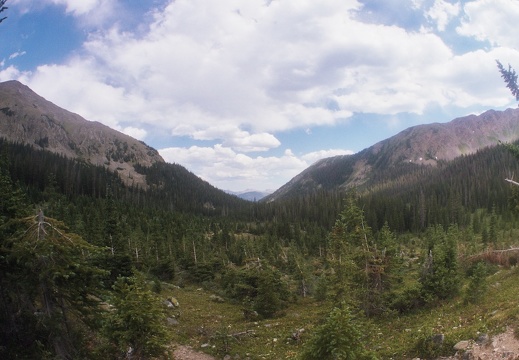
[[328, 190, 397, 316], [2, 209, 107, 358], [420, 225, 460, 303]]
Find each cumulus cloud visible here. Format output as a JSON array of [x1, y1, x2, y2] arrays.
[[457, 0, 519, 48], [120, 127, 147, 141], [49, 0, 106, 15], [302, 149, 355, 165], [11, 0, 123, 27], [426, 0, 460, 31], [159, 145, 311, 191]]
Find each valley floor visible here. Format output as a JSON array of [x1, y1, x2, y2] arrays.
[[163, 263, 519, 360]]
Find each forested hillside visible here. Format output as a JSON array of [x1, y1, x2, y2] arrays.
[[2, 131, 519, 358]]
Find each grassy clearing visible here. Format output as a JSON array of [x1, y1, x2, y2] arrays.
[[162, 265, 519, 359]]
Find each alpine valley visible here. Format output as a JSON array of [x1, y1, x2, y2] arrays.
[[3, 80, 519, 359]]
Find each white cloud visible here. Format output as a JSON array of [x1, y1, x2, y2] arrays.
[[302, 149, 355, 165], [12, 0, 122, 27], [49, 0, 106, 16], [0, 65, 25, 81], [120, 127, 147, 141], [8, 51, 26, 60], [457, 0, 519, 48], [159, 145, 309, 191], [426, 0, 460, 31], [223, 132, 281, 153], [14, 0, 505, 137], [158, 144, 356, 191]]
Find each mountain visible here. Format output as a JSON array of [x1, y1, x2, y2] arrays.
[[0, 80, 252, 215], [0, 80, 163, 188], [264, 108, 519, 202], [226, 189, 273, 201]]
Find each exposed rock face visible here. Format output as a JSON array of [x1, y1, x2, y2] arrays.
[[0, 80, 164, 188]]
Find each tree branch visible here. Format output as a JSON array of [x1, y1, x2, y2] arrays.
[[505, 178, 519, 186]]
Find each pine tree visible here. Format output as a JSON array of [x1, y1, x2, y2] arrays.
[[328, 190, 396, 316], [2, 210, 107, 358], [299, 305, 375, 360], [254, 268, 283, 318], [328, 190, 366, 304], [101, 274, 170, 359], [464, 261, 488, 304], [497, 60, 519, 101], [420, 225, 460, 303]]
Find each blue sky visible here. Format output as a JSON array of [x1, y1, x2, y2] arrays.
[[1, 0, 519, 192]]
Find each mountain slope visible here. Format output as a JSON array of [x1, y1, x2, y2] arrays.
[[0, 80, 251, 214], [0, 80, 163, 188], [265, 108, 519, 201]]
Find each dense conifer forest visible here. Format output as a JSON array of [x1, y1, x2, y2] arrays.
[[2, 136, 519, 359]]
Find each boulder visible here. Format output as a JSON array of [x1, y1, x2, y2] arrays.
[[453, 340, 471, 351], [476, 333, 489, 345], [209, 294, 225, 303], [170, 297, 180, 307], [167, 317, 179, 326], [163, 300, 174, 308]]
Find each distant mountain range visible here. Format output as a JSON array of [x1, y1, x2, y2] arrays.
[[264, 108, 519, 202], [226, 189, 273, 201]]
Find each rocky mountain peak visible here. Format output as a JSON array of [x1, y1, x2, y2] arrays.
[[0, 80, 164, 188]]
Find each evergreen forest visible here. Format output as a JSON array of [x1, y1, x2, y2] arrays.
[[3, 134, 519, 359]]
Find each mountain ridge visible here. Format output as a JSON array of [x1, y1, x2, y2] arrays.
[[264, 107, 519, 202], [0, 80, 164, 188]]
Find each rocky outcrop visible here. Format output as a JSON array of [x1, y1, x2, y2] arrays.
[[419, 327, 519, 360]]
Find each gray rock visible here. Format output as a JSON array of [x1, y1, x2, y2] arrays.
[[166, 317, 179, 326], [476, 333, 489, 345], [431, 333, 444, 346], [169, 297, 180, 307], [454, 340, 471, 351], [462, 350, 474, 360], [209, 294, 225, 303], [163, 300, 174, 308], [242, 309, 259, 320]]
